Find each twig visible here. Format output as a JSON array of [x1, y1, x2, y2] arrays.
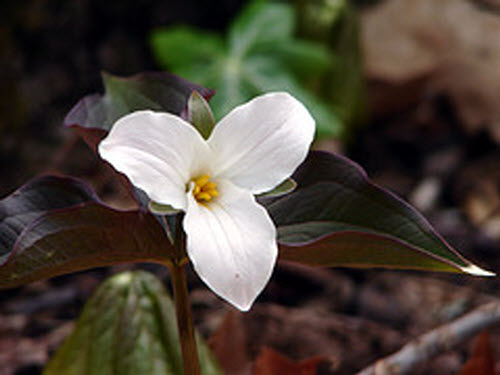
[[357, 300, 500, 375]]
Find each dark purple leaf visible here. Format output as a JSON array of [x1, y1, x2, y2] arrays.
[[0, 176, 173, 288], [64, 71, 214, 151], [267, 151, 493, 275]]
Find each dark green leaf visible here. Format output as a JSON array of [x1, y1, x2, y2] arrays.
[[187, 91, 216, 139], [0, 176, 174, 289], [64, 71, 214, 151], [43, 271, 222, 375], [267, 151, 493, 276]]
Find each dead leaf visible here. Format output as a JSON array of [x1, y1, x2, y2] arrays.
[[252, 347, 323, 375], [209, 310, 251, 375], [362, 0, 500, 142], [456, 153, 500, 240], [456, 331, 495, 375]]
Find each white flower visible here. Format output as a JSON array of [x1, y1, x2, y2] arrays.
[[98, 92, 315, 311]]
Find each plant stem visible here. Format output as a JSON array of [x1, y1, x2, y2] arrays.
[[170, 263, 201, 375]]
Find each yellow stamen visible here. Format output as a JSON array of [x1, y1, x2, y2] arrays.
[[194, 175, 210, 187], [191, 175, 218, 203], [206, 189, 218, 197]]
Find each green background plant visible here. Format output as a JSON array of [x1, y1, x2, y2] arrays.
[[150, 0, 351, 138]]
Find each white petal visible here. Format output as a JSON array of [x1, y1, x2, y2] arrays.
[[208, 92, 315, 194], [183, 179, 277, 311], [99, 110, 212, 210]]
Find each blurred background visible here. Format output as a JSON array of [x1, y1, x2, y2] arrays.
[[1, 0, 500, 374]]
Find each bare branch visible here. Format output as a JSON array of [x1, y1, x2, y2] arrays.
[[357, 300, 500, 375]]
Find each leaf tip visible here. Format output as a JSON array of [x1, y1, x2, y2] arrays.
[[461, 264, 496, 277]]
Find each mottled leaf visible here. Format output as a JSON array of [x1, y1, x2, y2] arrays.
[[267, 151, 493, 275], [43, 271, 222, 375], [0, 176, 173, 289]]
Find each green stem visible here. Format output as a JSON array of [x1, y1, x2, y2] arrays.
[[170, 263, 200, 375]]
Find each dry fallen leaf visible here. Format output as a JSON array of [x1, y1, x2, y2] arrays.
[[456, 331, 495, 375], [362, 0, 500, 142], [252, 347, 323, 375], [209, 310, 251, 375]]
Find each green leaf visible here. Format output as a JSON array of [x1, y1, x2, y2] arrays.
[[266, 151, 493, 276], [229, 1, 293, 56], [187, 91, 216, 139], [295, 0, 366, 129], [267, 40, 333, 79], [150, 26, 225, 72], [43, 271, 222, 375], [242, 55, 341, 136], [149, 201, 181, 216], [258, 178, 297, 198], [64, 71, 214, 151], [0, 176, 174, 289], [149, 0, 342, 137]]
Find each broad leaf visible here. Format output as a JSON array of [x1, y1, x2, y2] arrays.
[[0, 176, 174, 289], [228, 0, 293, 56], [267, 151, 493, 275], [150, 0, 341, 137], [64, 71, 214, 151], [43, 271, 222, 375], [150, 27, 225, 71]]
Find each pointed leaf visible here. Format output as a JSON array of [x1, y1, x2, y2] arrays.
[[43, 271, 222, 375], [64, 71, 214, 151], [266, 151, 493, 275], [187, 91, 216, 139], [0, 176, 174, 289]]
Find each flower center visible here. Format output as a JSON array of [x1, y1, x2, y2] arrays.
[[191, 175, 218, 203]]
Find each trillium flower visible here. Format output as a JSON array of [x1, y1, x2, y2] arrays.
[[98, 92, 315, 311]]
